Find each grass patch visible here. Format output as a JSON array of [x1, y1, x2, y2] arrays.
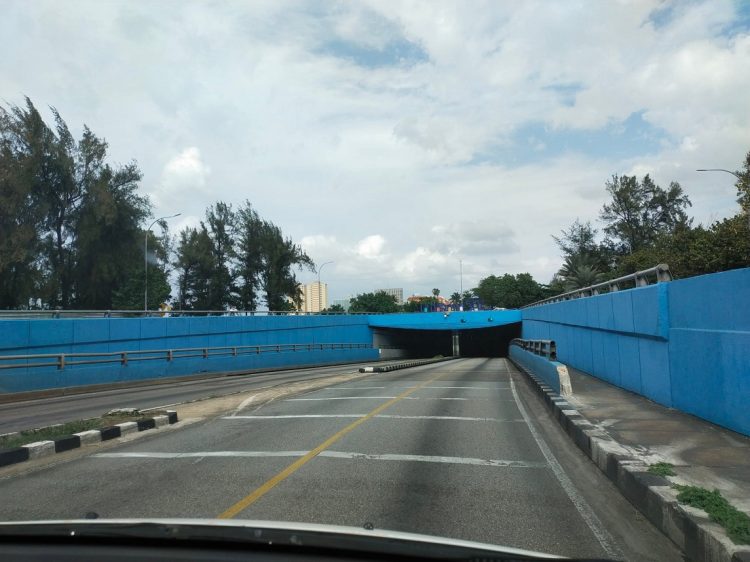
[[0, 410, 169, 450], [675, 485, 750, 544], [648, 462, 676, 477]]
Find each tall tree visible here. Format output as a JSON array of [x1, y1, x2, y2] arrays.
[[204, 201, 236, 309], [73, 163, 149, 308], [600, 174, 691, 254], [0, 103, 45, 308], [173, 226, 217, 310], [234, 202, 265, 310], [260, 221, 314, 311], [736, 150, 750, 215]]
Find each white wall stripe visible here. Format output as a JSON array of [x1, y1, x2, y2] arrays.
[[92, 450, 547, 468]]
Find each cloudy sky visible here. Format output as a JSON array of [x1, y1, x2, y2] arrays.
[[3, 1, 749, 301]]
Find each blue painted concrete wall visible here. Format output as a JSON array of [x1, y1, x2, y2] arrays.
[[368, 309, 521, 330], [0, 315, 377, 394], [522, 267, 750, 437], [509, 346, 563, 394]]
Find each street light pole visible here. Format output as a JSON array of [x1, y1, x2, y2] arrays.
[[459, 259, 463, 311], [696, 168, 749, 228], [316, 261, 333, 313], [696, 168, 741, 179], [145, 213, 181, 311]]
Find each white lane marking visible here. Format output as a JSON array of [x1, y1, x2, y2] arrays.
[[93, 450, 546, 468], [509, 377, 623, 560], [229, 394, 257, 417], [285, 397, 472, 401], [93, 451, 308, 459], [221, 415, 525, 422], [327, 386, 387, 390]]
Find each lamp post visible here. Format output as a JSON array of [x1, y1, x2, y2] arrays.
[[145, 213, 181, 311], [696, 168, 741, 179], [316, 261, 333, 313], [459, 259, 463, 311], [696, 168, 748, 227]]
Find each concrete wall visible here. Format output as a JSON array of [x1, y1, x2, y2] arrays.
[[522, 267, 750, 437], [509, 346, 564, 394], [0, 315, 378, 394]]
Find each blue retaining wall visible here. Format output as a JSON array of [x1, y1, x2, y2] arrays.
[[509, 346, 563, 394], [0, 315, 378, 394], [522, 267, 750, 437]]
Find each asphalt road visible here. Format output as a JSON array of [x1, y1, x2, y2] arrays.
[[0, 361, 389, 434], [0, 358, 682, 560]]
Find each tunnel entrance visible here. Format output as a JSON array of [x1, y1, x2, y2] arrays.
[[458, 323, 520, 357], [373, 323, 520, 359]]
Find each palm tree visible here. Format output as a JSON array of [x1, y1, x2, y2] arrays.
[[560, 254, 605, 291]]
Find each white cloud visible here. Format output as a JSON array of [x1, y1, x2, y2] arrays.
[[3, 0, 748, 301], [150, 147, 211, 208]]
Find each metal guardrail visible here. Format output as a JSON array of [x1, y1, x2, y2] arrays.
[[510, 338, 557, 361], [523, 263, 672, 308], [0, 310, 387, 319], [0, 342, 372, 371]]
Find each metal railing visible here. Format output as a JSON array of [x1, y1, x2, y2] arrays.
[[523, 263, 672, 308], [0, 342, 372, 371], [510, 338, 557, 360], [0, 309, 388, 319]]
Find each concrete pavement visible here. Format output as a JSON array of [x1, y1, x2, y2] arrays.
[[0, 358, 682, 560]]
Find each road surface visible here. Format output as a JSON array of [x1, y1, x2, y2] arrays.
[[0, 358, 682, 560], [0, 361, 387, 434]]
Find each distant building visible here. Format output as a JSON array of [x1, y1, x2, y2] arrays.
[[375, 288, 404, 304], [332, 298, 352, 311], [407, 294, 450, 312], [298, 281, 328, 313]]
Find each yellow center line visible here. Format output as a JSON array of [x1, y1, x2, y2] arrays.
[[217, 370, 445, 519]]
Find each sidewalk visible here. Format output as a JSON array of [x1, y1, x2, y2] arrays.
[[566, 366, 750, 516], [513, 356, 750, 562]]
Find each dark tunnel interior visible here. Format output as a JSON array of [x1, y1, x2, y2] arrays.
[[373, 323, 521, 358]]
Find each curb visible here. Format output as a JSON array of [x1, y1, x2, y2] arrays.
[[0, 411, 179, 469], [359, 357, 453, 373], [510, 358, 750, 562]]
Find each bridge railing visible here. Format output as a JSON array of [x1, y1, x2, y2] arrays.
[[0, 342, 372, 371], [523, 263, 672, 308], [510, 338, 557, 361], [0, 310, 386, 319]]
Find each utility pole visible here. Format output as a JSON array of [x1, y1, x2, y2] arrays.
[[317, 261, 333, 313]]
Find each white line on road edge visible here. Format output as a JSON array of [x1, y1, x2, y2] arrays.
[[92, 450, 547, 468], [509, 377, 623, 560], [221, 415, 526, 422]]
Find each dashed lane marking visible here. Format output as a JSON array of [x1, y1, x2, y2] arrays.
[[215, 370, 445, 519], [93, 450, 546, 468]]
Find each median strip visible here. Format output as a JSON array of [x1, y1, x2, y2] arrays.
[[0, 409, 179, 469]]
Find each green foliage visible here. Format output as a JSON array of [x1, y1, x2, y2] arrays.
[[349, 291, 400, 313], [322, 304, 345, 313], [647, 462, 676, 477], [559, 254, 606, 290], [473, 273, 548, 308], [0, 97, 153, 309], [600, 174, 692, 255], [675, 485, 750, 544], [736, 150, 750, 214]]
